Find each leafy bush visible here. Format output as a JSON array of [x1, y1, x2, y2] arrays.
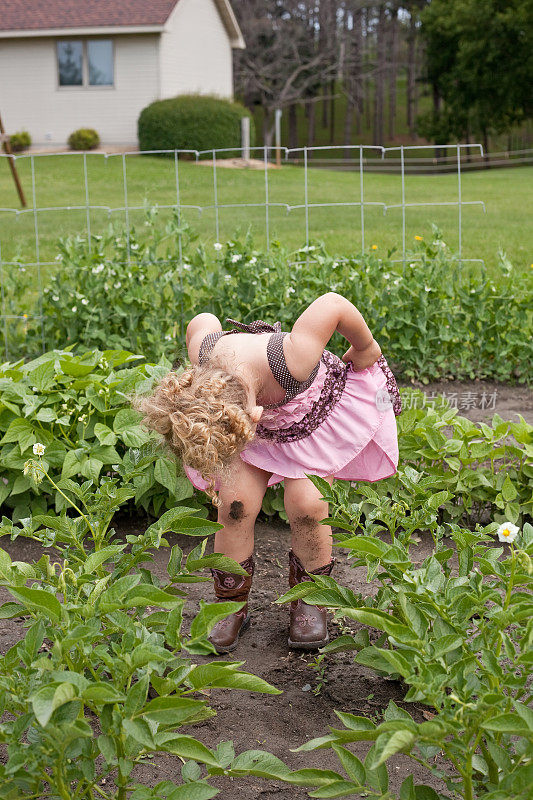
[[275, 478, 533, 800], [9, 130, 31, 152], [0, 348, 198, 520], [68, 128, 100, 150], [138, 94, 255, 153]]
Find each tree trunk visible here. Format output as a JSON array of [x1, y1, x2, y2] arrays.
[[344, 93, 354, 159], [373, 5, 386, 146], [406, 9, 417, 136], [388, 7, 398, 141], [288, 103, 298, 150], [307, 101, 316, 146], [330, 78, 336, 143]]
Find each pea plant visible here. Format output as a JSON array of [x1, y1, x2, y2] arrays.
[[274, 475, 533, 800], [6, 216, 533, 385], [0, 445, 286, 799]]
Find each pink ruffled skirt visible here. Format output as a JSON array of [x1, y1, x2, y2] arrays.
[[185, 358, 399, 491]]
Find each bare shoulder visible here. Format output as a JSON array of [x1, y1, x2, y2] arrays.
[[186, 313, 222, 364]]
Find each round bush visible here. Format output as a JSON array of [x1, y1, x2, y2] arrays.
[[68, 128, 100, 151], [9, 131, 31, 152], [137, 94, 255, 154]]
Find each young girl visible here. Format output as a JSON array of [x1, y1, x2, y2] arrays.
[[135, 292, 401, 653]]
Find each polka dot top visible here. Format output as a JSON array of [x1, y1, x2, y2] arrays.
[[197, 318, 321, 410]]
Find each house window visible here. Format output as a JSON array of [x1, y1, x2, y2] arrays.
[[57, 40, 114, 88]]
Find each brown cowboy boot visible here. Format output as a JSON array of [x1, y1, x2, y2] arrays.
[[288, 549, 335, 650], [208, 554, 254, 653]]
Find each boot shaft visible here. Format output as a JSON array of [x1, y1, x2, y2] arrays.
[[211, 554, 254, 603]]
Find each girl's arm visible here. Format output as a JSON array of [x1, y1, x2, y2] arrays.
[[186, 313, 222, 364], [284, 292, 381, 380]]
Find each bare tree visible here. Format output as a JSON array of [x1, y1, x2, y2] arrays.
[[233, 0, 339, 147]]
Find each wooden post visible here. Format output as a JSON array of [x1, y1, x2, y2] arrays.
[[0, 113, 27, 208], [275, 108, 282, 167]]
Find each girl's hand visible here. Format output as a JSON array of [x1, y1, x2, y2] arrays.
[[342, 339, 382, 372]]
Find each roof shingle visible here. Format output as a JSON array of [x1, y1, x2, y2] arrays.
[[0, 0, 180, 32]]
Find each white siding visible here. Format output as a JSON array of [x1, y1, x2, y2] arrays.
[[0, 35, 160, 145], [159, 0, 233, 99]]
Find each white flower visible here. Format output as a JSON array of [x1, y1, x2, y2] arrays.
[[182, 263, 191, 271], [139, 274, 145, 281], [52, 295, 59, 302], [91, 264, 105, 275], [130, 243, 139, 251], [114, 282, 121, 289], [264, 267, 269, 273], [287, 286, 296, 294], [127, 272, 132, 278], [383, 273, 390, 280], [425, 285, 431, 293], [33, 442, 46, 456], [231, 254, 242, 263], [72, 306, 77, 312], [110, 269, 116, 276], [248, 257, 257, 266], [61, 403, 68, 410], [32, 386, 38, 392], [496, 522, 519, 544], [214, 242, 223, 251], [224, 274, 232, 282], [332, 261, 339, 269], [79, 414, 87, 423], [393, 279, 400, 286], [55, 255, 63, 262], [81, 298, 89, 305]]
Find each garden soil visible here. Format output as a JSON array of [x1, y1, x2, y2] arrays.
[[0, 380, 531, 799]]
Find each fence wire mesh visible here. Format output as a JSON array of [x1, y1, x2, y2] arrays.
[[0, 143, 486, 360]]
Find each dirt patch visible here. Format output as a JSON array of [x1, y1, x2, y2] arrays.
[[196, 158, 281, 170], [404, 378, 533, 425]]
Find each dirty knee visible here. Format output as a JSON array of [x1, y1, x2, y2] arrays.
[[219, 500, 248, 526], [292, 513, 321, 532]]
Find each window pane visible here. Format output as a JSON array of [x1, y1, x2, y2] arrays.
[[57, 41, 83, 86], [88, 40, 113, 86]]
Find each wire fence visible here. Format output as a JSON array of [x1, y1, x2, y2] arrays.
[[0, 143, 487, 359]]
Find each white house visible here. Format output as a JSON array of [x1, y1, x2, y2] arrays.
[[0, 0, 245, 146]]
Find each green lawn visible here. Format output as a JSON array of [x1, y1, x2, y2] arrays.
[[0, 153, 532, 276]]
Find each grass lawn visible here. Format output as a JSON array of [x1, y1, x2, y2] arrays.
[[0, 154, 531, 278]]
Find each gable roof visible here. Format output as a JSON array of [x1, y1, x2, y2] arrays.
[[0, 0, 245, 47]]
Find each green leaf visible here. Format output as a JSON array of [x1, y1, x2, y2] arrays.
[[157, 734, 220, 767], [113, 409, 149, 447], [31, 683, 77, 727], [9, 586, 62, 622], [30, 360, 56, 392], [502, 474, 518, 502], [308, 781, 362, 798], [155, 457, 180, 494], [187, 664, 281, 694], [167, 783, 219, 800], [331, 745, 365, 784], [93, 423, 118, 445], [83, 683, 126, 705], [175, 517, 222, 537], [337, 536, 388, 558], [123, 718, 155, 749], [370, 730, 416, 767], [482, 714, 533, 737], [1, 418, 35, 451], [83, 545, 126, 574], [139, 697, 206, 726]]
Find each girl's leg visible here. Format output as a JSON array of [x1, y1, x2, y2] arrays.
[[283, 475, 335, 650], [208, 459, 271, 654], [283, 475, 334, 570], [215, 459, 272, 561]]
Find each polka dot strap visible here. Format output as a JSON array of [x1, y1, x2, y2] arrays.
[[225, 318, 282, 334], [266, 332, 320, 403]]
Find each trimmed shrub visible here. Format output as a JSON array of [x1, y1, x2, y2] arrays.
[[9, 130, 31, 152], [137, 93, 255, 154], [68, 128, 100, 150]]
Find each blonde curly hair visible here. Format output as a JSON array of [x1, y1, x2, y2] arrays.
[[132, 365, 257, 506]]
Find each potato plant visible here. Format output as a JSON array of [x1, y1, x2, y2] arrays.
[[274, 476, 533, 800], [0, 446, 285, 799]]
